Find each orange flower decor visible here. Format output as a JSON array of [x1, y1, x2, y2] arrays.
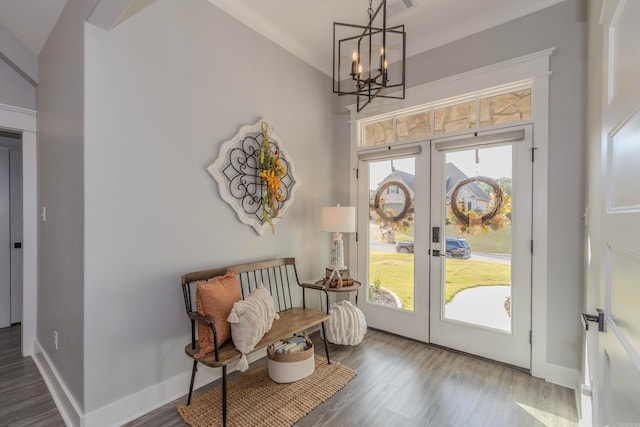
[[258, 121, 286, 234]]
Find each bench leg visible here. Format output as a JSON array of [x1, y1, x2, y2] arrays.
[[222, 365, 227, 427], [187, 360, 198, 405], [321, 322, 331, 364]]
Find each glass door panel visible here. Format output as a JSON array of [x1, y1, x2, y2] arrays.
[[443, 145, 512, 332], [368, 158, 415, 312]]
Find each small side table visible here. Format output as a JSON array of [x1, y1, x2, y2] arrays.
[[305, 279, 362, 307]]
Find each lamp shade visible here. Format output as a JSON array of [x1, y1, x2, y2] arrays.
[[321, 205, 356, 233]]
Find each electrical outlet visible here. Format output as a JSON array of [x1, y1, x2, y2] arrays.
[[54, 331, 58, 350]]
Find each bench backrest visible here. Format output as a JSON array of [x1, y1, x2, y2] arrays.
[[181, 257, 301, 315]]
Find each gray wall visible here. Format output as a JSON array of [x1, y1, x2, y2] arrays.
[[0, 58, 35, 110], [82, 0, 336, 411], [36, 0, 87, 410]]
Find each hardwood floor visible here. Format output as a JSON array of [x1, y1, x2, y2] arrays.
[[1, 324, 578, 426], [0, 324, 64, 427], [129, 329, 578, 427]]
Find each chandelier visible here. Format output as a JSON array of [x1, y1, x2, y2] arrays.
[[333, 0, 406, 112]]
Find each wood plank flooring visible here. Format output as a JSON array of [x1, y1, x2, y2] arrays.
[[128, 329, 578, 427], [0, 324, 65, 427], [1, 324, 578, 426]]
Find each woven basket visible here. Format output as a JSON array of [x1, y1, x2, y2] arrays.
[[267, 334, 314, 383]]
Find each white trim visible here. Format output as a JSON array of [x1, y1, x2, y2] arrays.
[[82, 364, 217, 427], [0, 103, 37, 132], [349, 49, 570, 385], [529, 54, 552, 384], [347, 48, 555, 118], [84, 350, 263, 426], [35, 335, 272, 426], [32, 339, 82, 427], [21, 131, 37, 356], [534, 360, 580, 389], [0, 102, 37, 358]]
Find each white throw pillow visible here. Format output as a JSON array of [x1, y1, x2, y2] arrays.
[[227, 284, 279, 371]]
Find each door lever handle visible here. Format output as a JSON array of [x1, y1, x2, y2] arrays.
[[582, 308, 605, 332]]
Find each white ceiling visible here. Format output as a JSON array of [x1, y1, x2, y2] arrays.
[[0, 0, 565, 75]]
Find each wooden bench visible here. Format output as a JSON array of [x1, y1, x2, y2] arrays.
[[181, 257, 331, 426]]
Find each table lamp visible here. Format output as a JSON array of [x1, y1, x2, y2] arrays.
[[321, 204, 356, 281]]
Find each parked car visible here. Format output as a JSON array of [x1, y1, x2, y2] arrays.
[[445, 237, 471, 259], [395, 237, 471, 259]]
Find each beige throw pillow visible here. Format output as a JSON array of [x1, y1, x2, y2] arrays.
[[227, 284, 279, 371]]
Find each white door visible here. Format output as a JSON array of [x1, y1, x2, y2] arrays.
[[429, 127, 532, 368], [357, 143, 429, 342], [586, 1, 640, 425], [0, 147, 10, 328]]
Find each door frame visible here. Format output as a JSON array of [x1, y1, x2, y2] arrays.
[[346, 49, 577, 387], [0, 102, 37, 357]]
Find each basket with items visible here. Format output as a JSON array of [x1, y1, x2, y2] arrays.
[[267, 333, 315, 383]]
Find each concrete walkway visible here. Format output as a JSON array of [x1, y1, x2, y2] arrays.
[[445, 285, 511, 332]]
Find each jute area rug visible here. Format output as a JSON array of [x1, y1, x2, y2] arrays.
[[177, 355, 356, 427]]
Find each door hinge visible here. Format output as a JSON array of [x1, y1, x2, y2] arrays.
[[530, 240, 534, 254], [529, 330, 532, 344], [355, 231, 358, 242], [355, 168, 359, 179], [531, 147, 538, 162]]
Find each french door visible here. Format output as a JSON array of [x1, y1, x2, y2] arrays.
[[429, 127, 533, 369], [357, 144, 429, 342], [357, 126, 532, 368]]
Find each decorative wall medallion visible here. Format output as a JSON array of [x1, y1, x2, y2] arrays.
[[208, 119, 301, 235]]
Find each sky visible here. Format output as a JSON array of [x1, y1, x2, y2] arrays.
[[368, 145, 512, 190]]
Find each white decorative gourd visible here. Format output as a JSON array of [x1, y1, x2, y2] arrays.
[[326, 300, 367, 345]]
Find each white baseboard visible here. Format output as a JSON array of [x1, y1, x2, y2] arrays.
[[536, 361, 580, 389], [83, 364, 218, 427], [32, 339, 83, 427], [85, 350, 273, 427], [33, 337, 277, 427]]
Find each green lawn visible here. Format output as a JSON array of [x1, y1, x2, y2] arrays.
[[369, 251, 511, 310], [368, 251, 415, 310], [446, 223, 512, 254]]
